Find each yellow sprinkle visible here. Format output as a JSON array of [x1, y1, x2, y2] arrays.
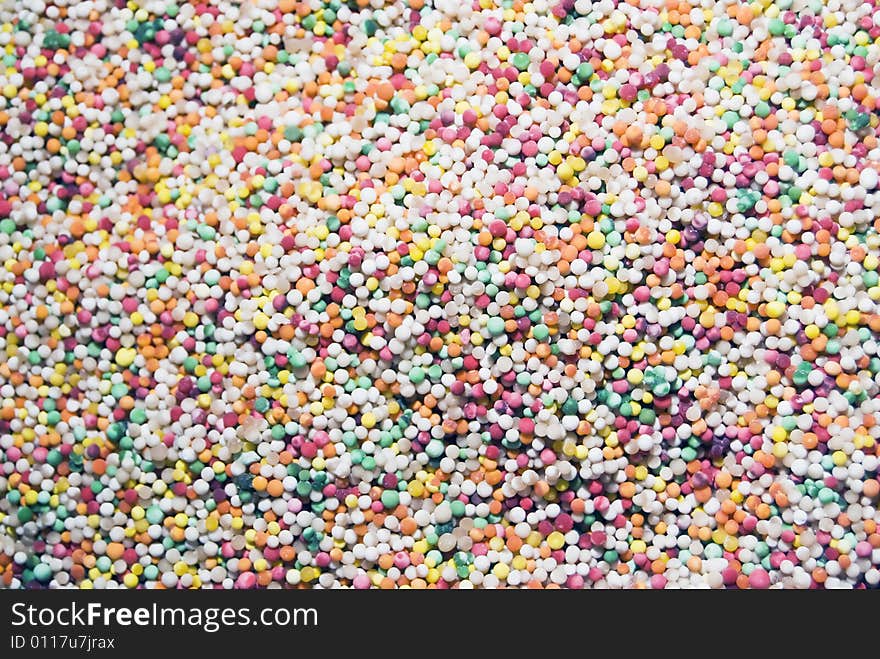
[[765, 301, 785, 318], [115, 348, 136, 368], [587, 231, 606, 250]]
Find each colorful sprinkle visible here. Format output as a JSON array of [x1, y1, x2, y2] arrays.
[[1, 0, 880, 590]]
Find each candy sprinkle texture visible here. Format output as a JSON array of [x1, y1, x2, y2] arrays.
[[1, 0, 880, 590]]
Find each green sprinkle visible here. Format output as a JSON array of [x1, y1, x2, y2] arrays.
[[487, 317, 506, 336]]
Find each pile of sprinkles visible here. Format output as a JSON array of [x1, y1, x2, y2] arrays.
[[2, 0, 880, 590]]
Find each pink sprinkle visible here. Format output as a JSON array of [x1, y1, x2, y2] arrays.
[[749, 569, 771, 589]]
